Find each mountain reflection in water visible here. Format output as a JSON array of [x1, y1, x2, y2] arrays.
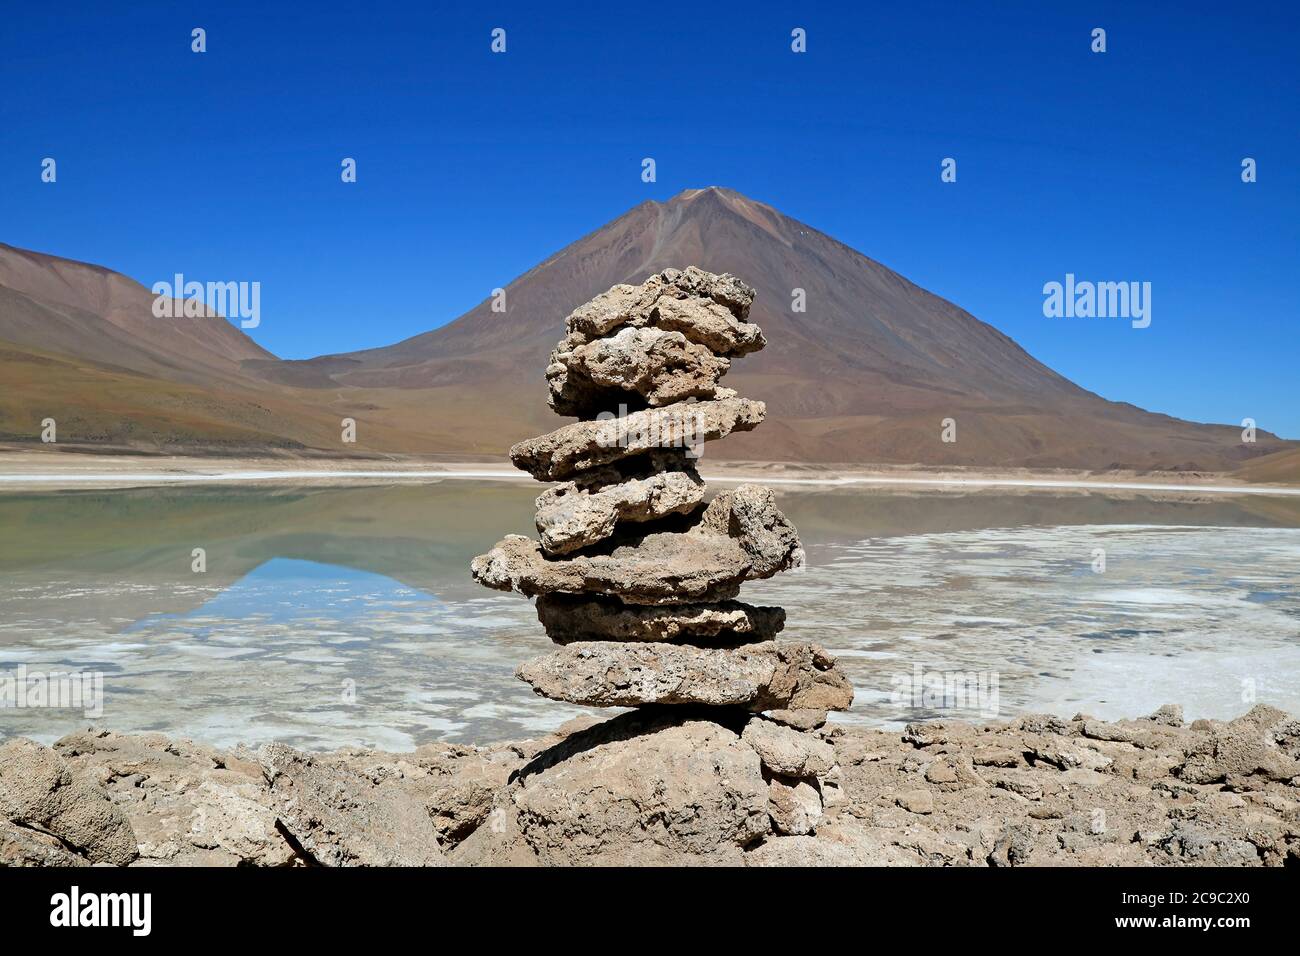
[[1, 481, 1298, 749]]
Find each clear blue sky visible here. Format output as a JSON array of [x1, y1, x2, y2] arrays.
[[3, 1, 1297, 436]]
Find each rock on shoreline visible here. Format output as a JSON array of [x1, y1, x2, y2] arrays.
[[4, 703, 1299, 867]]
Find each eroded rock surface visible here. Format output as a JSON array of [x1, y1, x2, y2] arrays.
[[547, 325, 732, 417], [472, 483, 804, 604], [54, 729, 290, 867], [261, 744, 446, 867], [457, 711, 770, 866], [0, 736, 137, 865], [471, 532, 750, 604], [534, 467, 704, 555], [3, 702, 1298, 867], [562, 267, 762, 356], [509, 396, 764, 481], [516, 640, 855, 711], [768, 776, 823, 836], [2, 821, 88, 866], [743, 716, 836, 778]]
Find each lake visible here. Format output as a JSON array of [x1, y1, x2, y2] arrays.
[[2, 481, 1298, 749]]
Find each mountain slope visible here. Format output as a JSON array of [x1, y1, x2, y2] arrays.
[[0, 244, 344, 450], [0, 243, 275, 385], [289, 187, 1289, 470], [1238, 447, 1300, 485], [2, 191, 1292, 469]]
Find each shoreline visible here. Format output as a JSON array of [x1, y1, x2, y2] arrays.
[[1, 450, 1297, 495], [2, 471, 1297, 497]]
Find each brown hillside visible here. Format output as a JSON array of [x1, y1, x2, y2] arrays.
[[1, 191, 1292, 470], [290, 187, 1290, 471]]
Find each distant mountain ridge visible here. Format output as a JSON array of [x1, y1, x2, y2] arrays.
[[0, 190, 1292, 472]]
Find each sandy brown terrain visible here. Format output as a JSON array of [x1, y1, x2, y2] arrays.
[[1237, 446, 1300, 485]]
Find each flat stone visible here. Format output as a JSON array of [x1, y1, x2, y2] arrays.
[[535, 594, 785, 645], [923, 754, 987, 791], [472, 484, 802, 605], [509, 397, 764, 481], [1026, 740, 1112, 774], [972, 747, 1022, 768], [644, 296, 765, 357], [903, 720, 978, 748], [1081, 719, 1167, 750], [535, 467, 705, 555], [547, 325, 732, 417], [516, 640, 854, 711], [472, 532, 749, 605], [742, 717, 836, 778]]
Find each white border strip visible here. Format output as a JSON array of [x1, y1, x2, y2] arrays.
[[0, 469, 1296, 496]]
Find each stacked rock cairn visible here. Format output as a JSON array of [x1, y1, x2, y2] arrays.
[[471, 267, 854, 835]]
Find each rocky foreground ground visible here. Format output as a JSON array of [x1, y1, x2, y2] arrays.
[[3, 702, 1299, 867]]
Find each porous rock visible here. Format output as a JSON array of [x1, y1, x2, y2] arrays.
[[547, 325, 731, 417], [457, 710, 770, 866], [763, 709, 828, 731], [516, 639, 854, 711], [55, 728, 292, 867], [508, 396, 764, 481], [564, 267, 762, 357], [1178, 705, 1300, 784], [742, 716, 836, 778], [534, 467, 704, 555], [1, 820, 89, 867], [0, 737, 137, 866], [471, 531, 750, 604], [767, 776, 822, 835], [744, 820, 919, 867], [261, 744, 445, 867], [472, 484, 803, 604], [7, 701, 1300, 867]]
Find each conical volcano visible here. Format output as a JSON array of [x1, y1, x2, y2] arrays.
[[304, 187, 1286, 470], [4, 188, 1291, 469]]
